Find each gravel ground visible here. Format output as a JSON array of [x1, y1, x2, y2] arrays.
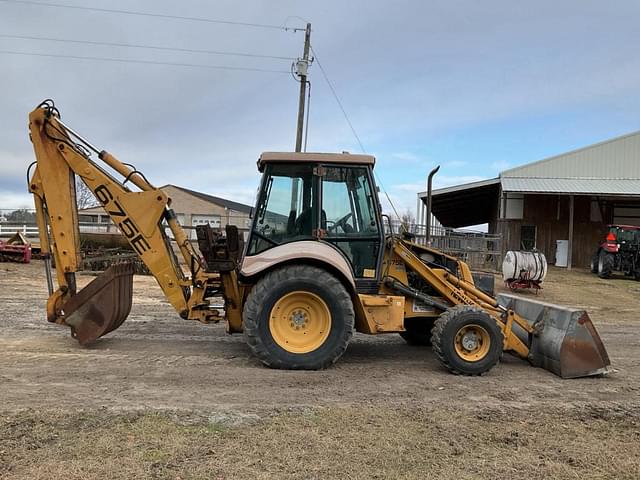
[[1, 261, 639, 479]]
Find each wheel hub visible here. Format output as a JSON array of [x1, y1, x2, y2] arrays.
[[269, 291, 331, 354], [454, 324, 491, 362], [290, 310, 308, 328], [461, 331, 480, 351]]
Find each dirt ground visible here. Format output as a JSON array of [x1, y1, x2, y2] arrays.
[[1, 261, 639, 479]]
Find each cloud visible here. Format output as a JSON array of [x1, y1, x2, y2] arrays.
[[491, 160, 511, 171], [379, 192, 415, 220], [446, 160, 468, 168], [391, 182, 425, 193], [390, 152, 421, 163], [0, 192, 34, 210], [1, 0, 639, 215], [391, 175, 486, 191]]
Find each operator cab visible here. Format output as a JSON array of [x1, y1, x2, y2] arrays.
[[247, 152, 384, 282]]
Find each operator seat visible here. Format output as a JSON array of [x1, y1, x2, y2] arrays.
[[291, 209, 328, 236]]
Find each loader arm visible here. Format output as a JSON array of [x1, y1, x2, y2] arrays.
[[392, 239, 532, 358], [389, 237, 609, 377], [27, 101, 235, 343]]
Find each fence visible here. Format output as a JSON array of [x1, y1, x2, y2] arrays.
[[0, 223, 40, 237], [0, 222, 117, 237], [3, 219, 502, 272], [0, 222, 250, 242], [386, 219, 503, 272]]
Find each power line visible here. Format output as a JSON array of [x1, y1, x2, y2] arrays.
[[310, 45, 366, 153], [310, 44, 403, 222], [0, 34, 295, 61], [0, 50, 291, 73], [0, 0, 305, 31]]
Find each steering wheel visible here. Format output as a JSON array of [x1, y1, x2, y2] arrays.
[[328, 212, 353, 233], [253, 229, 278, 246]]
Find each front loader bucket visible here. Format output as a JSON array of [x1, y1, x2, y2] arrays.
[[62, 263, 134, 345], [497, 293, 610, 378]]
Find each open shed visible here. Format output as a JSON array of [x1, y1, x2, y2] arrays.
[[418, 130, 640, 268]]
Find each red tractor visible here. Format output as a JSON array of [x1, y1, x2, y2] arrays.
[[590, 225, 640, 279]]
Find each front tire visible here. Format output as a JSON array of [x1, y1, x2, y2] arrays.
[[431, 305, 504, 376], [597, 251, 614, 279], [589, 253, 599, 274], [243, 265, 354, 370]]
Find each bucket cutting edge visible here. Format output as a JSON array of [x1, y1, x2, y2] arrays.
[[497, 293, 610, 378], [61, 262, 134, 345]]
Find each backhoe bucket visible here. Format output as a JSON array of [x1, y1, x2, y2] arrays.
[[62, 263, 134, 345], [497, 293, 610, 378]]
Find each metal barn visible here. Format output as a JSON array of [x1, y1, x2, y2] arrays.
[[418, 130, 640, 268]]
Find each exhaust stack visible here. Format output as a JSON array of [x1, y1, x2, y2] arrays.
[[425, 165, 440, 246]]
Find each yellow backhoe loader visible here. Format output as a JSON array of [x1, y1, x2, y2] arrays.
[[27, 100, 610, 377]]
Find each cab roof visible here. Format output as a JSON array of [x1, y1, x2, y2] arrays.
[[258, 151, 375, 171]]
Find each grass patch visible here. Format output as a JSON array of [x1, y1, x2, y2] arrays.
[[1, 404, 639, 479]]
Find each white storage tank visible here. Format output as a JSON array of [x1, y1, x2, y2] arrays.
[[502, 251, 547, 283]]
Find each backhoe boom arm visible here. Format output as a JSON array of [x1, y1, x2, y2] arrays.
[[27, 101, 223, 337]]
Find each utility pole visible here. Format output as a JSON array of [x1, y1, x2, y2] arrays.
[[294, 23, 312, 152]]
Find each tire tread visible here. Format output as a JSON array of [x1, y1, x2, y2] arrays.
[[243, 265, 354, 370], [597, 251, 614, 279], [431, 304, 503, 376]]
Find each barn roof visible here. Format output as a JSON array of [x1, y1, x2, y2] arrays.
[[500, 129, 640, 195], [164, 185, 252, 213], [418, 129, 640, 227], [79, 185, 253, 215]]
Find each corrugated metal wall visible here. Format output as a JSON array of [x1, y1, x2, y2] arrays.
[[502, 131, 640, 180]]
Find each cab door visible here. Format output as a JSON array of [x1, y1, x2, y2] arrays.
[[320, 165, 383, 288]]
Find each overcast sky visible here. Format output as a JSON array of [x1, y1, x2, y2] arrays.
[[1, 0, 639, 218]]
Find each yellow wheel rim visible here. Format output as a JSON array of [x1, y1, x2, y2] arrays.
[[454, 324, 490, 362], [269, 291, 331, 354]]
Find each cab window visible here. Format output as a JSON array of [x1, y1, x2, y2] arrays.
[[247, 164, 316, 255], [322, 166, 381, 277]]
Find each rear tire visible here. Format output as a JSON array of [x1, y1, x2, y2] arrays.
[[589, 253, 599, 274], [399, 317, 434, 346], [431, 305, 504, 376], [597, 251, 614, 279], [243, 265, 354, 370]]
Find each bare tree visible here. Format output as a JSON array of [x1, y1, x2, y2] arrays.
[[400, 209, 416, 232], [7, 209, 36, 222], [75, 177, 99, 210]]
